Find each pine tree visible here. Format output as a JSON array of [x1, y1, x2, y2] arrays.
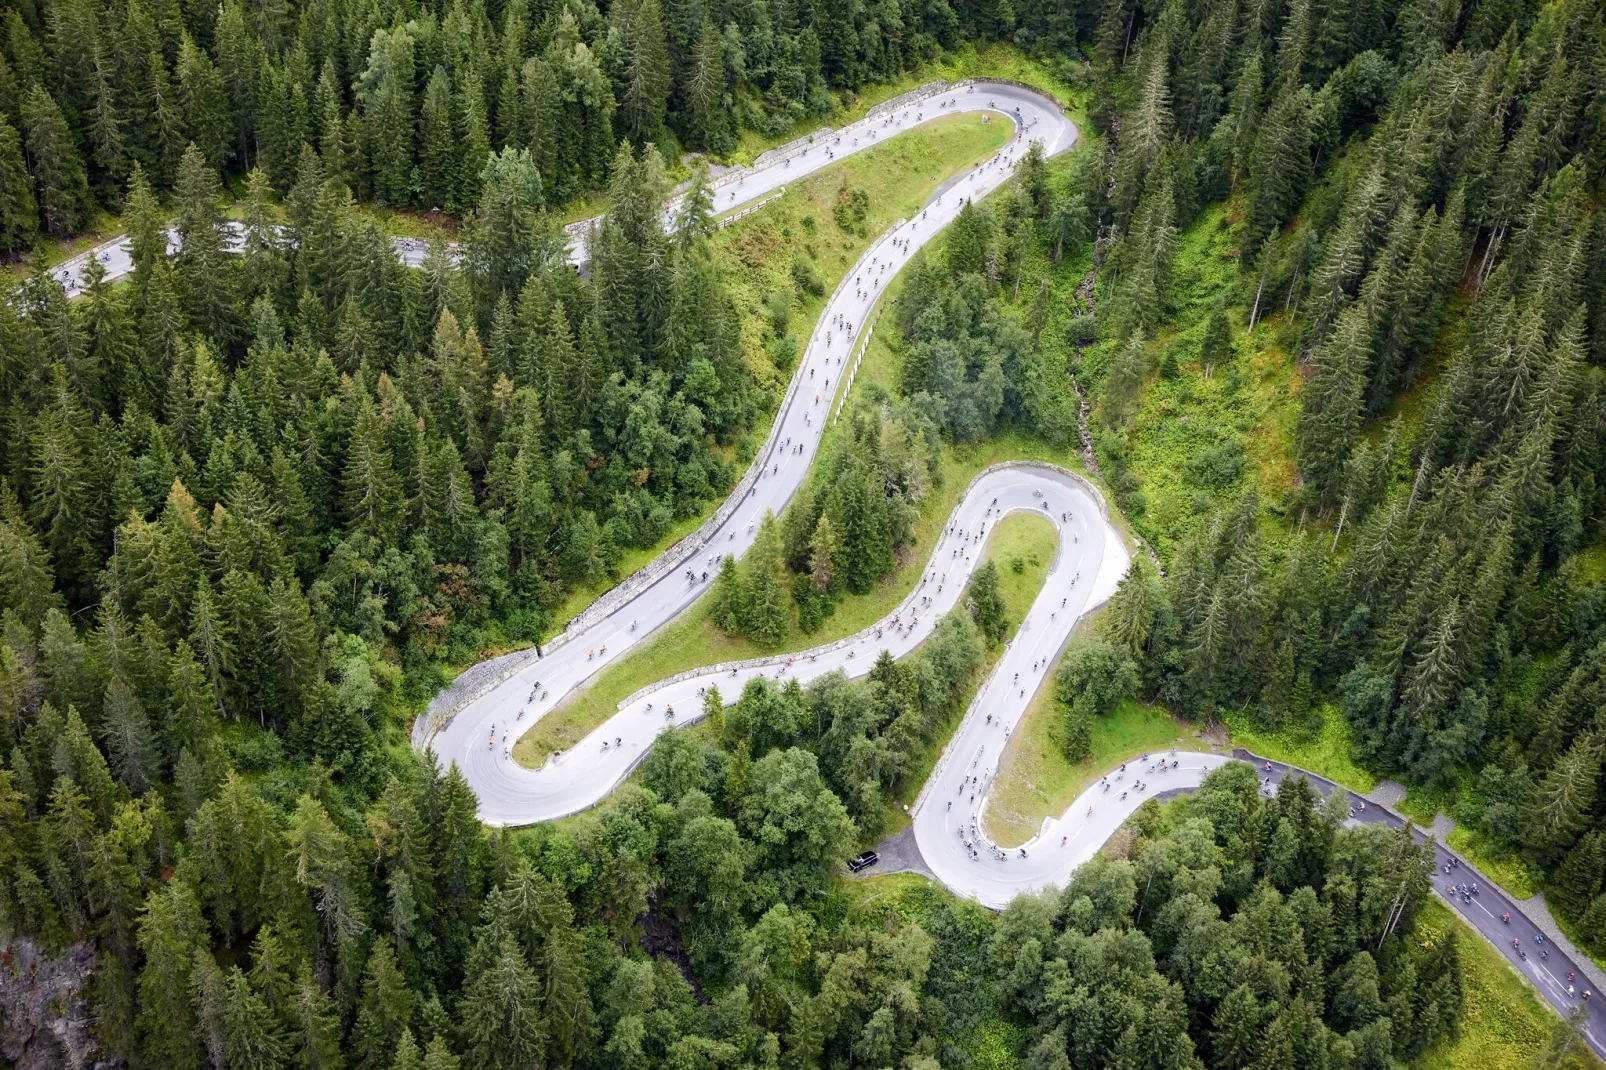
[[221, 965, 289, 1070], [84, 39, 126, 182], [1111, 47, 1172, 224], [419, 67, 456, 211], [21, 84, 91, 237], [743, 552, 788, 644], [0, 116, 36, 254], [461, 933, 546, 1070], [136, 877, 207, 1070]]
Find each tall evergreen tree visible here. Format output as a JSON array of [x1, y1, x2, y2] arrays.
[[20, 84, 90, 238]]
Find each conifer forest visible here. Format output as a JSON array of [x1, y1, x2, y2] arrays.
[[0, 0, 1605, 1061]]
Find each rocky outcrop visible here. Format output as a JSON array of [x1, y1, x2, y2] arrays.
[[0, 937, 119, 1070]]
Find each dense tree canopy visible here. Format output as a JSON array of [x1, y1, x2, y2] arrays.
[[1075, 0, 1606, 969], [0, 0, 1101, 253]]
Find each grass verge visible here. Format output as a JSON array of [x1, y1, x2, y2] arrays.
[[873, 511, 1058, 840], [986, 681, 1204, 847], [1223, 705, 1379, 794], [1445, 827, 1542, 900]]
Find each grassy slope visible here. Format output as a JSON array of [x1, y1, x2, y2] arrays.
[[1094, 202, 1305, 559], [537, 112, 1012, 631], [1087, 195, 1558, 899], [1224, 705, 1379, 793], [874, 511, 1059, 840], [985, 685, 1205, 848]]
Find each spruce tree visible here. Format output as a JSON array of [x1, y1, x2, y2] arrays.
[[0, 115, 36, 254], [1294, 304, 1370, 507], [135, 878, 207, 1070], [461, 934, 546, 1070], [683, 16, 728, 151], [543, 926, 597, 1068], [422, 1035, 460, 1070], [101, 674, 158, 793], [173, 142, 236, 346], [352, 940, 415, 1070], [711, 553, 746, 634], [1524, 739, 1601, 867], [389, 1029, 423, 1070], [419, 67, 456, 211], [1550, 828, 1606, 920], [966, 561, 1008, 646], [220, 965, 289, 1070], [21, 85, 90, 237], [455, 74, 492, 212], [616, 0, 670, 144], [833, 455, 893, 595], [1243, 88, 1311, 255], [1198, 305, 1233, 377]]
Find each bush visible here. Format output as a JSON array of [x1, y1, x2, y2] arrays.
[[1183, 439, 1246, 488], [764, 288, 792, 334], [771, 333, 798, 370], [832, 181, 870, 236], [1066, 315, 1099, 347], [791, 255, 825, 296]]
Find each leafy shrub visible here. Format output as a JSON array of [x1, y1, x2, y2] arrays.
[[1183, 439, 1246, 488]]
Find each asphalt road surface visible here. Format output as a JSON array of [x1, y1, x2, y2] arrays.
[[1238, 752, 1606, 1058], [41, 81, 1073, 291], [415, 82, 1083, 816], [454, 463, 1129, 826]]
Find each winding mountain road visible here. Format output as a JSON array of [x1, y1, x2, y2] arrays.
[[412, 80, 1086, 826], [369, 77, 1606, 1058], [42, 80, 1067, 288]]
